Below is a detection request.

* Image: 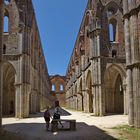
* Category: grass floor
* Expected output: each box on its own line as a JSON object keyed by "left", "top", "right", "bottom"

{"left": 113, "top": 125, "right": 140, "bottom": 140}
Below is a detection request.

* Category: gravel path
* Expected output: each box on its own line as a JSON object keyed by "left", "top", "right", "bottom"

{"left": 2, "top": 108, "right": 128, "bottom": 140}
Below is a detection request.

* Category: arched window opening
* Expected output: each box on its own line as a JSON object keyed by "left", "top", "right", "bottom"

{"left": 60, "top": 84, "right": 63, "bottom": 91}
{"left": 109, "top": 19, "right": 117, "bottom": 42}
{"left": 4, "top": 0, "right": 10, "bottom": 5}
{"left": 4, "top": 16, "right": 9, "bottom": 32}
{"left": 52, "top": 84, "right": 55, "bottom": 91}
{"left": 109, "top": 23, "right": 115, "bottom": 42}
{"left": 3, "top": 44, "right": 6, "bottom": 54}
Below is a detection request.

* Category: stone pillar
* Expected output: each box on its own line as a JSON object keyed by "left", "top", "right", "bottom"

{"left": 130, "top": 15, "right": 139, "bottom": 63}
{"left": 89, "top": 33, "right": 94, "bottom": 59}
{"left": 15, "top": 83, "right": 31, "bottom": 118}
{"left": 134, "top": 67, "right": 140, "bottom": 127}
{"left": 123, "top": 0, "right": 128, "bottom": 14}
{"left": 139, "top": 12, "right": 140, "bottom": 54}
{"left": 124, "top": 19, "right": 131, "bottom": 65}
{"left": 84, "top": 91, "right": 89, "bottom": 112}
{"left": 123, "top": 0, "right": 140, "bottom": 127}
{"left": 81, "top": 55, "right": 85, "bottom": 70}
{"left": 96, "top": 28, "right": 103, "bottom": 116}
{"left": 91, "top": 59, "right": 96, "bottom": 115}
{"left": 123, "top": 84, "right": 128, "bottom": 115}
{"left": 95, "top": 86, "right": 99, "bottom": 115}
{"left": 124, "top": 15, "right": 133, "bottom": 124}
{"left": 15, "top": 54, "right": 31, "bottom": 118}
{"left": 75, "top": 64, "right": 79, "bottom": 76}
{"left": 15, "top": 84, "right": 20, "bottom": 118}
{"left": 0, "top": 0, "right": 3, "bottom": 129}
{"left": 93, "top": 87, "right": 96, "bottom": 114}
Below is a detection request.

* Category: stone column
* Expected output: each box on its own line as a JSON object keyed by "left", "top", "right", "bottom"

{"left": 81, "top": 55, "right": 85, "bottom": 70}
{"left": 93, "top": 62, "right": 97, "bottom": 115}
{"left": 123, "top": 0, "right": 128, "bottom": 15}
{"left": 0, "top": 0, "right": 3, "bottom": 129}
{"left": 123, "top": 84, "right": 128, "bottom": 115}
{"left": 124, "top": 18, "right": 131, "bottom": 65}
{"left": 124, "top": 15, "right": 134, "bottom": 125}
{"left": 130, "top": 15, "right": 139, "bottom": 63}
{"left": 123, "top": 0, "right": 140, "bottom": 127}
{"left": 84, "top": 91, "right": 89, "bottom": 112}
{"left": 15, "top": 54, "right": 31, "bottom": 118}
{"left": 96, "top": 28, "right": 103, "bottom": 116}
{"left": 75, "top": 63, "right": 79, "bottom": 76}
{"left": 138, "top": 12, "right": 140, "bottom": 55}
{"left": 89, "top": 33, "right": 94, "bottom": 59}
{"left": 133, "top": 67, "right": 140, "bottom": 127}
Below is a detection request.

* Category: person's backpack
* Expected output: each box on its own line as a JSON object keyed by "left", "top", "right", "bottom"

{"left": 53, "top": 107, "right": 60, "bottom": 119}
{"left": 53, "top": 113, "right": 60, "bottom": 119}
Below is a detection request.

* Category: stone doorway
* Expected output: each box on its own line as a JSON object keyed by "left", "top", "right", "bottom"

{"left": 3, "top": 62, "right": 16, "bottom": 116}
{"left": 104, "top": 65, "right": 125, "bottom": 114}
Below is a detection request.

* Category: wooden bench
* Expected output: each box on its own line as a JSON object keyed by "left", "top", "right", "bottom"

{"left": 51, "top": 119, "right": 76, "bottom": 132}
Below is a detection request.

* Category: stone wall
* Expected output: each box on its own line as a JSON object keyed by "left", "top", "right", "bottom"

{"left": 66, "top": 0, "right": 127, "bottom": 117}
{"left": 1, "top": 0, "right": 52, "bottom": 118}
{"left": 123, "top": 0, "right": 140, "bottom": 127}
{"left": 50, "top": 75, "right": 66, "bottom": 107}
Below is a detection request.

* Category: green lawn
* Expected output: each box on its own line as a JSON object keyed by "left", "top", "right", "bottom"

{"left": 113, "top": 125, "right": 140, "bottom": 140}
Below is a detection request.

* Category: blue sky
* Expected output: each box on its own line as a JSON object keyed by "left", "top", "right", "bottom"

{"left": 33, "top": 0, "right": 88, "bottom": 75}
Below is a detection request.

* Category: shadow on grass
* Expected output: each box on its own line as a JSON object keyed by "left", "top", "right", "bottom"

{"left": 3, "top": 121, "right": 117, "bottom": 140}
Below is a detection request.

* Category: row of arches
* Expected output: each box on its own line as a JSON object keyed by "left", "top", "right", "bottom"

{"left": 66, "top": 2, "right": 122, "bottom": 81}
{"left": 2, "top": 61, "right": 49, "bottom": 117}
{"left": 67, "top": 64, "right": 126, "bottom": 115}
{"left": 1, "top": 0, "right": 51, "bottom": 118}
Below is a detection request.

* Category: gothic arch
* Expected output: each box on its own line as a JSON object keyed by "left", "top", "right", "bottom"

{"left": 86, "top": 70, "right": 93, "bottom": 113}
{"left": 2, "top": 62, "right": 17, "bottom": 116}
{"left": 104, "top": 64, "right": 126, "bottom": 114}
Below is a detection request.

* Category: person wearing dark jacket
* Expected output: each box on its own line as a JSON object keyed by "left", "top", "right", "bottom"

{"left": 44, "top": 106, "right": 52, "bottom": 130}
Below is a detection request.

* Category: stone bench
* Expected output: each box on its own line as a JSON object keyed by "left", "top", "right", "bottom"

{"left": 51, "top": 119, "right": 76, "bottom": 132}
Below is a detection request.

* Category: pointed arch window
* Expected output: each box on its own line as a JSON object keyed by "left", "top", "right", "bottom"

{"left": 52, "top": 84, "right": 55, "bottom": 91}
{"left": 109, "top": 19, "right": 117, "bottom": 42}
{"left": 4, "top": 16, "right": 9, "bottom": 32}
{"left": 60, "top": 84, "right": 63, "bottom": 91}
{"left": 109, "top": 23, "right": 114, "bottom": 41}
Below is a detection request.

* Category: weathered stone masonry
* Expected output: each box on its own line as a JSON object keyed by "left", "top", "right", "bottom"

{"left": 50, "top": 75, "right": 66, "bottom": 107}
{"left": 123, "top": 0, "right": 140, "bottom": 127}
{"left": 0, "top": 0, "right": 52, "bottom": 118}
{"left": 66, "top": 0, "right": 140, "bottom": 128}
{"left": 66, "top": 0, "right": 126, "bottom": 115}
